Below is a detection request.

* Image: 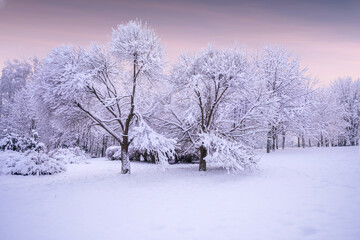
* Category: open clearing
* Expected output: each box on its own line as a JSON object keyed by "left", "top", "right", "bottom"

{"left": 0, "top": 146, "right": 359, "bottom": 240}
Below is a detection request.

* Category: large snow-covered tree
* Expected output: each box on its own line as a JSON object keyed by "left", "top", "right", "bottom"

{"left": 169, "top": 46, "right": 261, "bottom": 172}
{"left": 34, "top": 21, "right": 176, "bottom": 174}
{"left": 256, "top": 46, "right": 308, "bottom": 152}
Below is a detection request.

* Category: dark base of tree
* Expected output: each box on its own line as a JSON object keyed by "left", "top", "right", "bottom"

{"left": 199, "top": 160, "right": 206, "bottom": 171}
{"left": 120, "top": 144, "right": 131, "bottom": 174}
{"left": 199, "top": 145, "right": 207, "bottom": 171}
{"left": 267, "top": 132, "right": 271, "bottom": 153}
{"left": 282, "top": 131, "right": 285, "bottom": 149}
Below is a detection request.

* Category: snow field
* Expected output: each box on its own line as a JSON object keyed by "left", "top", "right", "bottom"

{"left": 0, "top": 146, "right": 359, "bottom": 240}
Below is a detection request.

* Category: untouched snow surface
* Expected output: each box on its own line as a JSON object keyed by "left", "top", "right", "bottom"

{"left": 0, "top": 146, "right": 359, "bottom": 240}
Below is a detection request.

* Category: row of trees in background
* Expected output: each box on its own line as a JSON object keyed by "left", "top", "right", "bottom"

{"left": 0, "top": 21, "right": 359, "bottom": 174}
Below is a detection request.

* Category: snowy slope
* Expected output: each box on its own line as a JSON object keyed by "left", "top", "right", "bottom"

{"left": 0, "top": 147, "right": 359, "bottom": 240}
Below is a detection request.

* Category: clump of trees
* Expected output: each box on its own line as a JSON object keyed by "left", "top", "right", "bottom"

{"left": 0, "top": 20, "right": 359, "bottom": 174}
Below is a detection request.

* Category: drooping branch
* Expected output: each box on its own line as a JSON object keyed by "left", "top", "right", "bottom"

{"left": 76, "top": 102, "right": 123, "bottom": 143}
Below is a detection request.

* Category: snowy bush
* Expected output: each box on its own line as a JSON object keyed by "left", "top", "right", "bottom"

{"left": 200, "top": 132, "right": 257, "bottom": 173}
{"left": 1, "top": 150, "right": 66, "bottom": 176}
{"left": 131, "top": 121, "right": 176, "bottom": 165}
{"left": 105, "top": 146, "right": 122, "bottom": 160}
{"left": 49, "top": 147, "right": 89, "bottom": 164}
{"left": 0, "top": 133, "right": 45, "bottom": 153}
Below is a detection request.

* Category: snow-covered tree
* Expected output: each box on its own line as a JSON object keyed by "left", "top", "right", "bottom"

{"left": 169, "top": 46, "right": 260, "bottom": 172}
{"left": 32, "top": 45, "right": 93, "bottom": 149}
{"left": 2, "top": 84, "right": 37, "bottom": 136}
{"left": 331, "top": 77, "right": 360, "bottom": 145}
{"left": 33, "top": 21, "right": 176, "bottom": 174}
{"left": 309, "top": 87, "right": 347, "bottom": 147}
{"left": 0, "top": 59, "right": 34, "bottom": 136}
{"left": 255, "top": 46, "right": 308, "bottom": 152}
{"left": 286, "top": 78, "right": 317, "bottom": 148}
{"left": 0, "top": 59, "right": 32, "bottom": 107}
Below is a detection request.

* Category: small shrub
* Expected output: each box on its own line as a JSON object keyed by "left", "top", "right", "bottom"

{"left": 49, "top": 147, "right": 89, "bottom": 164}
{"left": 1, "top": 150, "right": 66, "bottom": 176}
{"left": 0, "top": 133, "right": 45, "bottom": 153}
{"left": 105, "top": 146, "right": 122, "bottom": 160}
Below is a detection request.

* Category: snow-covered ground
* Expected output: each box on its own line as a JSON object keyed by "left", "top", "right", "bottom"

{"left": 0, "top": 146, "right": 359, "bottom": 240}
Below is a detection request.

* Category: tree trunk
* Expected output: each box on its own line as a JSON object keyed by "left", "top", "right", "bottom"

{"left": 101, "top": 136, "right": 108, "bottom": 157}
{"left": 275, "top": 134, "right": 279, "bottom": 149}
{"left": 297, "top": 137, "right": 301, "bottom": 147}
{"left": 320, "top": 134, "right": 324, "bottom": 147}
{"left": 272, "top": 135, "right": 276, "bottom": 151}
{"left": 301, "top": 135, "right": 305, "bottom": 148}
{"left": 120, "top": 144, "right": 131, "bottom": 174}
{"left": 199, "top": 145, "right": 207, "bottom": 171}
{"left": 267, "top": 131, "right": 272, "bottom": 153}
{"left": 282, "top": 131, "right": 285, "bottom": 149}
{"left": 308, "top": 139, "right": 311, "bottom": 147}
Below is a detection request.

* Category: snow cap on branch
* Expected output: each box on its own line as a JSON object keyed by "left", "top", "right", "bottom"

{"left": 131, "top": 120, "right": 176, "bottom": 165}
{"left": 110, "top": 20, "right": 165, "bottom": 78}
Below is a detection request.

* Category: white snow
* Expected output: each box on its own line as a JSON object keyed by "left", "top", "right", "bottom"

{"left": 0, "top": 146, "right": 359, "bottom": 240}
{"left": 0, "top": 150, "right": 66, "bottom": 176}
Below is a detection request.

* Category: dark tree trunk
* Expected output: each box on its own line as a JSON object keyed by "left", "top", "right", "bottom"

{"left": 120, "top": 143, "right": 131, "bottom": 174}
{"left": 282, "top": 131, "right": 285, "bottom": 149}
{"left": 275, "top": 134, "right": 279, "bottom": 149}
{"left": 272, "top": 127, "right": 276, "bottom": 151}
{"left": 272, "top": 135, "right": 276, "bottom": 150}
{"left": 301, "top": 135, "right": 305, "bottom": 148}
{"left": 297, "top": 137, "right": 301, "bottom": 147}
{"left": 199, "top": 145, "right": 207, "bottom": 171}
{"left": 320, "top": 134, "right": 324, "bottom": 147}
{"left": 308, "top": 139, "right": 311, "bottom": 147}
{"left": 101, "top": 136, "right": 108, "bottom": 157}
{"left": 267, "top": 131, "right": 272, "bottom": 153}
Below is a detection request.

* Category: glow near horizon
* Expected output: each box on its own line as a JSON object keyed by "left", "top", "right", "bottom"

{"left": 0, "top": 0, "right": 359, "bottom": 86}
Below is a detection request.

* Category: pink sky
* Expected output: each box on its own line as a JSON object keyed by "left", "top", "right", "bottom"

{"left": 0, "top": 0, "right": 359, "bottom": 85}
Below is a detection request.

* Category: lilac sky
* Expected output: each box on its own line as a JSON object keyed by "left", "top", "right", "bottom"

{"left": 0, "top": 0, "right": 359, "bottom": 85}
